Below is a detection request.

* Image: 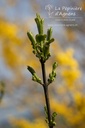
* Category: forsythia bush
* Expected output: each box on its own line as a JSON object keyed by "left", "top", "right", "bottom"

{"left": 56, "top": 48, "right": 81, "bottom": 86}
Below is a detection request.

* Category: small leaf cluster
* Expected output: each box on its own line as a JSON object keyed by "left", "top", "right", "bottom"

{"left": 44, "top": 105, "right": 57, "bottom": 127}
{"left": 27, "top": 62, "right": 57, "bottom": 86}
{"left": 27, "top": 66, "right": 43, "bottom": 85}
{"left": 27, "top": 14, "right": 54, "bottom": 63}
{"left": 48, "top": 62, "right": 58, "bottom": 85}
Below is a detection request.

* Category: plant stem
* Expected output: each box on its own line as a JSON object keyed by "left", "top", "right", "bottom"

{"left": 41, "top": 61, "right": 53, "bottom": 128}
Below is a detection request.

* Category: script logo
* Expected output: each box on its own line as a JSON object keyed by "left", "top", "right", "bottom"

{"left": 45, "top": 4, "right": 54, "bottom": 17}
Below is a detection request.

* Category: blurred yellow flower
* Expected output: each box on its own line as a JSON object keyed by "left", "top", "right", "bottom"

{"left": 56, "top": 48, "right": 81, "bottom": 86}
{"left": 10, "top": 118, "right": 47, "bottom": 128}
{"left": 56, "top": 48, "right": 78, "bottom": 67}
{"left": 61, "top": 68, "right": 81, "bottom": 85}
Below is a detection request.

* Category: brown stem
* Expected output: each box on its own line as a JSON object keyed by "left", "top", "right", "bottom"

{"left": 41, "top": 61, "right": 53, "bottom": 128}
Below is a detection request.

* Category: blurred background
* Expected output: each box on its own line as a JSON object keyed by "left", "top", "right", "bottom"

{"left": 0, "top": 0, "right": 85, "bottom": 128}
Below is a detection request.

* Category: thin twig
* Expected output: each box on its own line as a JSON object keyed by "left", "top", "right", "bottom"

{"left": 41, "top": 61, "right": 53, "bottom": 128}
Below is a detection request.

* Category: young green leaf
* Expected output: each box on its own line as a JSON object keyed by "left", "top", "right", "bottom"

{"left": 32, "top": 74, "right": 42, "bottom": 85}
{"left": 35, "top": 34, "right": 46, "bottom": 43}
{"left": 27, "top": 32, "right": 36, "bottom": 49}
{"left": 47, "top": 27, "right": 53, "bottom": 41}
{"left": 27, "top": 66, "right": 36, "bottom": 75}
{"left": 35, "top": 14, "right": 44, "bottom": 34}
